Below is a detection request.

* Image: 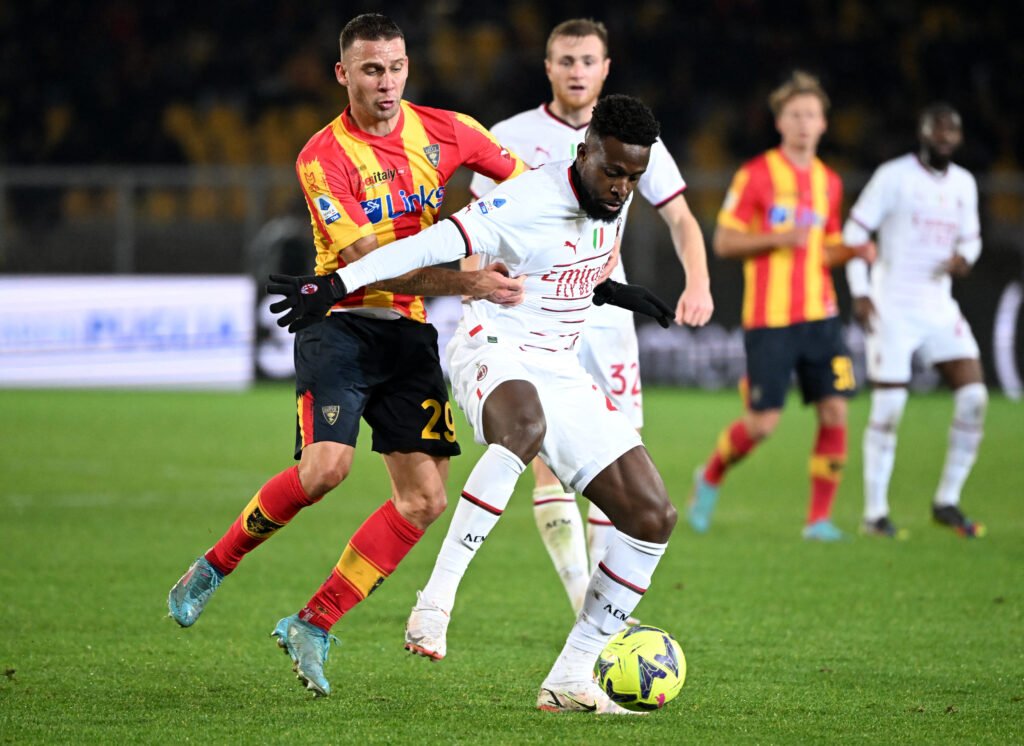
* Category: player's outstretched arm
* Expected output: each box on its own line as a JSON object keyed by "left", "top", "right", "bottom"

{"left": 267, "top": 219, "right": 471, "bottom": 331}
{"left": 593, "top": 280, "right": 674, "bottom": 328}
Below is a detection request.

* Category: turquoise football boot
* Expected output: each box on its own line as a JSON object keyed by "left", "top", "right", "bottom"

{"left": 168, "top": 556, "right": 224, "bottom": 627}
{"left": 272, "top": 614, "right": 338, "bottom": 697}
{"left": 801, "top": 519, "right": 845, "bottom": 542}
{"left": 687, "top": 469, "right": 719, "bottom": 534}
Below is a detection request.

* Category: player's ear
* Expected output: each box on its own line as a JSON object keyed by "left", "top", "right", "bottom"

{"left": 335, "top": 61, "right": 348, "bottom": 86}
{"left": 576, "top": 142, "right": 588, "bottom": 163}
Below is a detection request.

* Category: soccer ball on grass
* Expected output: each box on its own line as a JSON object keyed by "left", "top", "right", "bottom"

{"left": 595, "top": 625, "right": 686, "bottom": 711}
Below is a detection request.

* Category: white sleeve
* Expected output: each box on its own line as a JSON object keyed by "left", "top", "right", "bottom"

{"left": 447, "top": 192, "right": 523, "bottom": 265}
{"left": 335, "top": 220, "right": 469, "bottom": 292}
{"left": 638, "top": 138, "right": 686, "bottom": 208}
{"left": 469, "top": 171, "right": 498, "bottom": 199}
{"left": 956, "top": 173, "right": 982, "bottom": 265}
{"left": 845, "top": 257, "right": 872, "bottom": 298}
{"left": 842, "top": 165, "right": 891, "bottom": 245}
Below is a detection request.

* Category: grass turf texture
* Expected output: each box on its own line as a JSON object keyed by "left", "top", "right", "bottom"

{"left": 1, "top": 385, "right": 1021, "bottom": 744}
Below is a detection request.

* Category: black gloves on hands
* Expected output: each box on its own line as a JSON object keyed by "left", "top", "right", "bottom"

{"left": 266, "top": 273, "right": 349, "bottom": 333}
{"left": 593, "top": 279, "right": 673, "bottom": 328}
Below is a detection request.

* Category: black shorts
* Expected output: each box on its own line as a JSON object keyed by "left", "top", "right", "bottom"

{"left": 293, "top": 313, "right": 460, "bottom": 459}
{"left": 743, "top": 317, "right": 856, "bottom": 411}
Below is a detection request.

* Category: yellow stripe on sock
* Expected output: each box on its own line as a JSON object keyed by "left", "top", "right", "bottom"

{"left": 334, "top": 543, "right": 387, "bottom": 599}
{"left": 809, "top": 454, "right": 846, "bottom": 481}
{"left": 239, "top": 493, "right": 285, "bottom": 538}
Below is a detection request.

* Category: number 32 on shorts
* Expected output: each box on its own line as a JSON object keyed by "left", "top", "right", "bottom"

{"left": 831, "top": 355, "right": 855, "bottom": 391}
{"left": 421, "top": 399, "right": 456, "bottom": 442}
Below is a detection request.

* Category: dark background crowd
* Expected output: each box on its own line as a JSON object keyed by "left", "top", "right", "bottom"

{"left": 3, "top": 0, "right": 1020, "bottom": 177}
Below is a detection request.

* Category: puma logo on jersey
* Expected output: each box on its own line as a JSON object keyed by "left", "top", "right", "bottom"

{"left": 564, "top": 239, "right": 579, "bottom": 254}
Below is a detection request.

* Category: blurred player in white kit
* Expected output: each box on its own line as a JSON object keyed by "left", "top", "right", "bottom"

{"left": 844, "top": 102, "right": 987, "bottom": 539}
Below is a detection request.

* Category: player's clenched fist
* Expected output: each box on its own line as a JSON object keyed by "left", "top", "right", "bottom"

{"left": 266, "top": 273, "right": 349, "bottom": 333}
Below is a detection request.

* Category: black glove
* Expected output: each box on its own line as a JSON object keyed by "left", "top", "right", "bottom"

{"left": 266, "top": 273, "right": 348, "bottom": 333}
{"left": 593, "top": 279, "right": 673, "bottom": 328}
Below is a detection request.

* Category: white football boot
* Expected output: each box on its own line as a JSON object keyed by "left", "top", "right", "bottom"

{"left": 536, "top": 680, "right": 644, "bottom": 715}
{"left": 404, "top": 590, "right": 450, "bottom": 661}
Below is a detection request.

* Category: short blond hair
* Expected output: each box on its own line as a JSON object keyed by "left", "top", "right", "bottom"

{"left": 768, "top": 70, "right": 830, "bottom": 116}
{"left": 545, "top": 18, "right": 609, "bottom": 58}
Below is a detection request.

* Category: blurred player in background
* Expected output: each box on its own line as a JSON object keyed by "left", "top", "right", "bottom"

{"left": 845, "top": 103, "right": 986, "bottom": 539}
{"left": 271, "top": 94, "right": 681, "bottom": 714}
{"left": 469, "top": 18, "right": 712, "bottom": 615}
{"left": 687, "top": 71, "right": 875, "bottom": 540}
{"left": 168, "top": 13, "right": 529, "bottom": 697}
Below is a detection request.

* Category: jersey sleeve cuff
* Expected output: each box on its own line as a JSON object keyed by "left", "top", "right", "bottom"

{"left": 447, "top": 215, "right": 474, "bottom": 257}
{"left": 652, "top": 187, "right": 686, "bottom": 209}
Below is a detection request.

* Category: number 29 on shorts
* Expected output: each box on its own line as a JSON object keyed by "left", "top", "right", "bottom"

{"left": 421, "top": 399, "right": 456, "bottom": 442}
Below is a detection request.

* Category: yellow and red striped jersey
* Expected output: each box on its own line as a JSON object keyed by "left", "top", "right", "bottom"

{"left": 718, "top": 148, "right": 844, "bottom": 329}
{"left": 296, "top": 101, "right": 527, "bottom": 322}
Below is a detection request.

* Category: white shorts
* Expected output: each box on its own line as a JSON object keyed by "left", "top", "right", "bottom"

{"left": 578, "top": 304, "right": 643, "bottom": 429}
{"left": 867, "top": 299, "right": 980, "bottom": 383}
{"left": 447, "top": 329, "right": 644, "bottom": 494}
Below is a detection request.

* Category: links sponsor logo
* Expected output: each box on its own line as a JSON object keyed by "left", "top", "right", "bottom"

{"left": 768, "top": 204, "right": 824, "bottom": 228}
{"left": 244, "top": 505, "right": 284, "bottom": 537}
{"left": 360, "top": 185, "right": 447, "bottom": 224}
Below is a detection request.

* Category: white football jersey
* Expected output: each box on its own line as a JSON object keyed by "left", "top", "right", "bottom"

{"left": 843, "top": 153, "right": 981, "bottom": 306}
{"left": 469, "top": 104, "right": 686, "bottom": 285}
{"left": 455, "top": 161, "right": 628, "bottom": 355}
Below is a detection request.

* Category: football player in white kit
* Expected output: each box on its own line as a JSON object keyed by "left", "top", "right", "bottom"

{"left": 844, "top": 103, "right": 986, "bottom": 538}
{"left": 468, "top": 19, "right": 713, "bottom": 616}
{"left": 269, "top": 95, "right": 685, "bottom": 713}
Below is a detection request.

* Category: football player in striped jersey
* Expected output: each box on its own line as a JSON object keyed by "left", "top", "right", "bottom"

{"left": 168, "top": 13, "right": 529, "bottom": 697}
{"left": 687, "top": 71, "right": 874, "bottom": 541}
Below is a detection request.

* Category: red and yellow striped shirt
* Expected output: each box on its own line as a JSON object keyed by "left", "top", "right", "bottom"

{"left": 296, "top": 101, "right": 527, "bottom": 322}
{"left": 718, "top": 148, "right": 844, "bottom": 329}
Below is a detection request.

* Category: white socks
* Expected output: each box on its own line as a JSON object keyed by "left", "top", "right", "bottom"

{"left": 935, "top": 383, "right": 987, "bottom": 506}
{"left": 863, "top": 388, "right": 907, "bottom": 520}
{"left": 532, "top": 485, "right": 589, "bottom": 613}
{"left": 421, "top": 444, "right": 525, "bottom": 613}
{"left": 586, "top": 504, "right": 615, "bottom": 576}
{"left": 543, "top": 532, "right": 667, "bottom": 686}
{"left": 863, "top": 383, "right": 987, "bottom": 515}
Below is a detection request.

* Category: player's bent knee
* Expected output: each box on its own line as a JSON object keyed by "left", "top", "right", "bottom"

{"left": 746, "top": 410, "right": 781, "bottom": 439}
{"left": 869, "top": 388, "right": 908, "bottom": 431}
{"left": 493, "top": 414, "right": 546, "bottom": 464}
{"left": 297, "top": 463, "right": 348, "bottom": 498}
{"left": 954, "top": 382, "right": 987, "bottom": 425}
{"left": 395, "top": 488, "right": 448, "bottom": 529}
{"left": 626, "top": 493, "right": 676, "bottom": 543}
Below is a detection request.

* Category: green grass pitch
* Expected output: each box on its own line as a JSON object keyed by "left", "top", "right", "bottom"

{"left": 1, "top": 385, "right": 1021, "bottom": 743}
